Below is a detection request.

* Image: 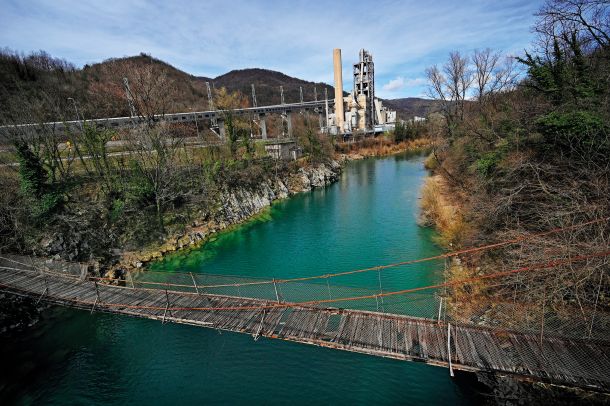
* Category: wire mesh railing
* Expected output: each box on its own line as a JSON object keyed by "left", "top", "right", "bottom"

{"left": 1, "top": 217, "right": 608, "bottom": 345}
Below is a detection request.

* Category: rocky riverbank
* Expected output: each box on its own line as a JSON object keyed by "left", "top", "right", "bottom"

{"left": 117, "top": 160, "right": 341, "bottom": 272}
{"left": 338, "top": 138, "right": 432, "bottom": 162}
{"left": 27, "top": 138, "right": 428, "bottom": 274}
{"left": 0, "top": 293, "right": 44, "bottom": 335}
{"left": 473, "top": 372, "right": 610, "bottom": 405}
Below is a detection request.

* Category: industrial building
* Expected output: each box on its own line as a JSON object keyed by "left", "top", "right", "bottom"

{"left": 327, "top": 48, "right": 396, "bottom": 135}
{"left": 264, "top": 139, "right": 302, "bottom": 160}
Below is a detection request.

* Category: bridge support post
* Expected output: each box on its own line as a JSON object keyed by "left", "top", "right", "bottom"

{"left": 259, "top": 115, "right": 267, "bottom": 139}
{"left": 286, "top": 112, "right": 293, "bottom": 138}
{"left": 218, "top": 119, "right": 226, "bottom": 139}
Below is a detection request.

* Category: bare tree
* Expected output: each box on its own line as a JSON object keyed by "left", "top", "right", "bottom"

{"left": 426, "top": 51, "right": 473, "bottom": 134}
{"left": 119, "top": 62, "right": 177, "bottom": 126}
{"left": 472, "top": 49, "right": 520, "bottom": 103}
{"left": 126, "top": 123, "right": 184, "bottom": 231}
{"left": 536, "top": 0, "right": 609, "bottom": 50}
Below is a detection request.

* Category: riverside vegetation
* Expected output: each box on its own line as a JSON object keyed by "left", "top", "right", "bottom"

{"left": 417, "top": 2, "right": 610, "bottom": 401}
{"left": 421, "top": 0, "right": 609, "bottom": 389}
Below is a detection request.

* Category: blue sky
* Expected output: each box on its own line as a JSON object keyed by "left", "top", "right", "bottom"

{"left": 0, "top": 0, "right": 543, "bottom": 99}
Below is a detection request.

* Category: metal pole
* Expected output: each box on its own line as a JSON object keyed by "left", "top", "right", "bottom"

{"left": 206, "top": 82, "right": 217, "bottom": 128}
{"left": 588, "top": 269, "right": 604, "bottom": 338}
{"left": 67, "top": 97, "right": 83, "bottom": 131}
{"left": 273, "top": 278, "right": 280, "bottom": 303}
{"left": 36, "top": 274, "right": 49, "bottom": 305}
{"left": 91, "top": 281, "right": 101, "bottom": 314}
{"left": 447, "top": 323, "right": 454, "bottom": 377}
{"left": 324, "top": 88, "right": 329, "bottom": 132}
{"left": 513, "top": 278, "right": 518, "bottom": 320}
{"left": 437, "top": 297, "right": 444, "bottom": 324}
{"left": 377, "top": 267, "right": 384, "bottom": 313}
{"left": 91, "top": 296, "right": 98, "bottom": 314}
{"left": 190, "top": 272, "right": 199, "bottom": 294}
{"left": 540, "top": 285, "right": 546, "bottom": 345}
{"left": 122, "top": 78, "right": 138, "bottom": 122}
{"left": 253, "top": 308, "right": 266, "bottom": 341}
{"left": 251, "top": 84, "right": 258, "bottom": 108}
{"left": 162, "top": 287, "right": 171, "bottom": 324}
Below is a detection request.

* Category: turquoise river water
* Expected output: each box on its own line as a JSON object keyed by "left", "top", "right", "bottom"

{"left": 1, "top": 153, "right": 482, "bottom": 404}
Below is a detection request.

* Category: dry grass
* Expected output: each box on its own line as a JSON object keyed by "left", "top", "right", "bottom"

{"left": 337, "top": 137, "right": 431, "bottom": 159}
{"left": 420, "top": 175, "right": 470, "bottom": 248}
{"left": 423, "top": 152, "right": 439, "bottom": 170}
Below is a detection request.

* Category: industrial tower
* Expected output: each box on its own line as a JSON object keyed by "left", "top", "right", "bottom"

{"left": 353, "top": 49, "right": 375, "bottom": 129}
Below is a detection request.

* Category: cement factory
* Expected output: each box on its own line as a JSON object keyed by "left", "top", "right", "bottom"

{"left": 0, "top": 48, "right": 396, "bottom": 147}
{"left": 327, "top": 48, "right": 396, "bottom": 135}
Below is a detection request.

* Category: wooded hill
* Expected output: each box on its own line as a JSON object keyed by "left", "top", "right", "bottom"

{"left": 0, "top": 50, "right": 439, "bottom": 125}
{"left": 200, "top": 68, "right": 335, "bottom": 107}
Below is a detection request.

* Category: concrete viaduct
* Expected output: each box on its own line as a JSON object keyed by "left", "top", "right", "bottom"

{"left": 0, "top": 99, "right": 335, "bottom": 141}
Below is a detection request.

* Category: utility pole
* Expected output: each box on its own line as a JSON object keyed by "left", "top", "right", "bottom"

{"left": 324, "top": 88, "right": 329, "bottom": 133}
{"left": 67, "top": 97, "right": 83, "bottom": 131}
{"left": 317, "top": 86, "right": 323, "bottom": 130}
{"left": 251, "top": 84, "right": 258, "bottom": 138}
{"left": 280, "top": 85, "right": 287, "bottom": 137}
{"left": 122, "top": 77, "right": 137, "bottom": 121}
{"left": 206, "top": 81, "right": 217, "bottom": 127}
{"left": 251, "top": 84, "right": 258, "bottom": 108}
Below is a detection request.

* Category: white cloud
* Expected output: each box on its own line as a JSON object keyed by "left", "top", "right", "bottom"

{"left": 404, "top": 78, "right": 427, "bottom": 87}
{"left": 383, "top": 76, "right": 405, "bottom": 91}
{"left": 381, "top": 77, "right": 427, "bottom": 98}
{"left": 0, "top": 0, "right": 543, "bottom": 91}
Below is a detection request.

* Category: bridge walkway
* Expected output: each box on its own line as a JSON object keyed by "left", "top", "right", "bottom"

{"left": 1, "top": 264, "right": 608, "bottom": 391}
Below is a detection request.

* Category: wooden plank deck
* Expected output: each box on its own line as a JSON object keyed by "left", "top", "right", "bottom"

{"left": 0, "top": 265, "right": 608, "bottom": 392}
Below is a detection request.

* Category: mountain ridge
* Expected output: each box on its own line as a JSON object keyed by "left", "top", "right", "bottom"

{"left": 0, "top": 50, "right": 441, "bottom": 120}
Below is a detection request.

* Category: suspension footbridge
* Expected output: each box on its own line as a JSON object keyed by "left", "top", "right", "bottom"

{"left": 1, "top": 218, "right": 609, "bottom": 392}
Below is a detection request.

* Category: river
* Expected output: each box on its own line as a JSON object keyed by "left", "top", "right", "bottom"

{"left": 1, "top": 153, "right": 480, "bottom": 404}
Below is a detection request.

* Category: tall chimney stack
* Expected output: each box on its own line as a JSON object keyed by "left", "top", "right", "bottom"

{"left": 333, "top": 48, "right": 344, "bottom": 132}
